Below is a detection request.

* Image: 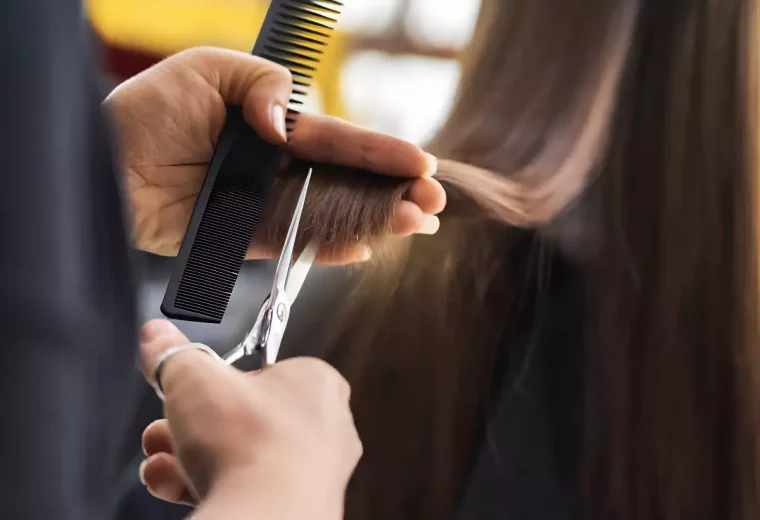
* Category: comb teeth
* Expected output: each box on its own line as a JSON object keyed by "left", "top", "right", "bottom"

{"left": 254, "top": 0, "right": 343, "bottom": 128}
{"left": 173, "top": 186, "right": 269, "bottom": 322}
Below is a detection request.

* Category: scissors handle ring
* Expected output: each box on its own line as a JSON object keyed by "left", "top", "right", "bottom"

{"left": 152, "top": 343, "right": 223, "bottom": 401}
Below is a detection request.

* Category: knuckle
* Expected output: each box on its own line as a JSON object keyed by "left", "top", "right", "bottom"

{"left": 312, "top": 359, "right": 347, "bottom": 389}
{"left": 292, "top": 356, "right": 339, "bottom": 379}
{"left": 300, "top": 358, "right": 349, "bottom": 395}
{"left": 336, "top": 375, "right": 352, "bottom": 400}
{"left": 271, "top": 62, "right": 293, "bottom": 82}
{"left": 354, "top": 436, "right": 364, "bottom": 460}
{"left": 178, "top": 46, "right": 215, "bottom": 62}
{"left": 359, "top": 135, "right": 383, "bottom": 167}
{"left": 251, "top": 57, "right": 292, "bottom": 82}
{"left": 347, "top": 429, "right": 363, "bottom": 462}
{"left": 276, "top": 357, "right": 350, "bottom": 405}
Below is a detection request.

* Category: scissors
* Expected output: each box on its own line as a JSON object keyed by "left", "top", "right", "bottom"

{"left": 223, "top": 168, "right": 319, "bottom": 369}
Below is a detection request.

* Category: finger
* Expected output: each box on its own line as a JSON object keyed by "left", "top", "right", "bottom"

{"left": 418, "top": 215, "right": 441, "bottom": 235}
{"left": 139, "top": 320, "right": 223, "bottom": 399}
{"left": 389, "top": 200, "right": 439, "bottom": 237}
{"left": 404, "top": 177, "right": 447, "bottom": 215}
{"left": 142, "top": 419, "right": 173, "bottom": 457}
{"left": 240, "top": 65, "right": 292, "bottom": 145}
{"left": 287, "top": 113, "right": 437, "bottom": 178}
{"left": 139, "top": 319, "right": 192, "bottom": 384}
{"left": 179, "top": 47, "right": 292, "bottom": 144}
{"left": 390, "top": 200, "right": 423, "bottom": 237}
{"left": 140, "top": 453, "right": 197, "bottom": 507}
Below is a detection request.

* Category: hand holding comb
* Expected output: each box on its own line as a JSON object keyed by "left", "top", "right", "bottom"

{"left": 161, "top": 0, "right": 344, "bottom": 324}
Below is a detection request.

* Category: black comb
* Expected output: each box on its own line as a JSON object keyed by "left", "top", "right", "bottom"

{"left": 161, "top": 0, "right": 344, "bottom": 323}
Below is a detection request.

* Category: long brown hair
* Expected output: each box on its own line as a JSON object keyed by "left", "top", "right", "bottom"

{"left": 269, "top": 0, "right": 760, "bottom": 518}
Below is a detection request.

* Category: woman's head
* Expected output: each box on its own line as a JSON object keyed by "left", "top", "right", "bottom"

{"left": 267, "top": 0, "right": 759, "bottom": 518}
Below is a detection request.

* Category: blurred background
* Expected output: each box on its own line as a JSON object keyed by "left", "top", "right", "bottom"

{"left": 88, "top": 0, "right": 483, "bottom": 353}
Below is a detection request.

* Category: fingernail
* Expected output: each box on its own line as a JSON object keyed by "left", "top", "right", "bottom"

{"left": 418, "top": 215, "right": 440, "bottom": 235}
{"left": 140, "top": 319, "right": 177, "bottom": 344}
{"left": 424, "top": 153, "right": 438, "bottom": 177}
{"left": 138, "top": 459, "right": 148, "bottom": 485}
{"left": 271, "top": 104, "right": 287, "bottom": 143}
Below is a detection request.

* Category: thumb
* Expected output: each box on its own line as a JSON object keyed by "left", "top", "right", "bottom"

{"left": 178, "top": 47, "right": 293, "bottom": 144}
{"left": 139, "top": 319, "right": 193, "bottom": 384}
{"left": 139, "top": 320, "right": 230, "bottom": 404}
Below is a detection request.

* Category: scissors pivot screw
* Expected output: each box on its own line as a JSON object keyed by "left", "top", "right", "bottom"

{"left": 276, "top": 303, "right": 287, "bottom": 321}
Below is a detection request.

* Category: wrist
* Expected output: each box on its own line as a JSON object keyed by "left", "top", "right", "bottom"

{"left": 193, "top": 467, "right": 344, "bottom": 520}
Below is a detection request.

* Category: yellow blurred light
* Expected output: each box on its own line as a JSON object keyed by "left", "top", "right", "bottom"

{"left": 87, "top": 0, "right": 347, "bottom": 118}
{"left": 88, "top": 0, "right": 266, "bottom": 54}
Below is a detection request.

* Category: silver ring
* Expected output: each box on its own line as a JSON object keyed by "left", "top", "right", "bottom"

{"left": 151, "top": 343, "right": 223, "bottom": 401}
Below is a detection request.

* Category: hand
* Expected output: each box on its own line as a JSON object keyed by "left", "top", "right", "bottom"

{"left": 138, "top": 319, "right": 361, "bottom": 520}
{"left": 105, "top": 46, "right": 446, "bottom": 263}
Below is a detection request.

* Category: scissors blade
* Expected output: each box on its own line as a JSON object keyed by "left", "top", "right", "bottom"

{"left": 284, "top": 239, "right": 319, "bottom": 302}
{"left": 256, "top": 168, "right": 314, "bottom": 368}
{"left": 271, "top": 168, "right": 313, "bottom": 295}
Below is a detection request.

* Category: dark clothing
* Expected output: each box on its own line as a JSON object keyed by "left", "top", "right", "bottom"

{"left": 0, "top": 1, "right": 139, "bottom": 519}
{"left": 457, "top": 245, "right": 586, "bottom": 520}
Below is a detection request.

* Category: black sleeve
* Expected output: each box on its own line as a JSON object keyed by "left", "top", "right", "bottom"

{"left": 0, "top": 2, "right": 141, "bottom": 519}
